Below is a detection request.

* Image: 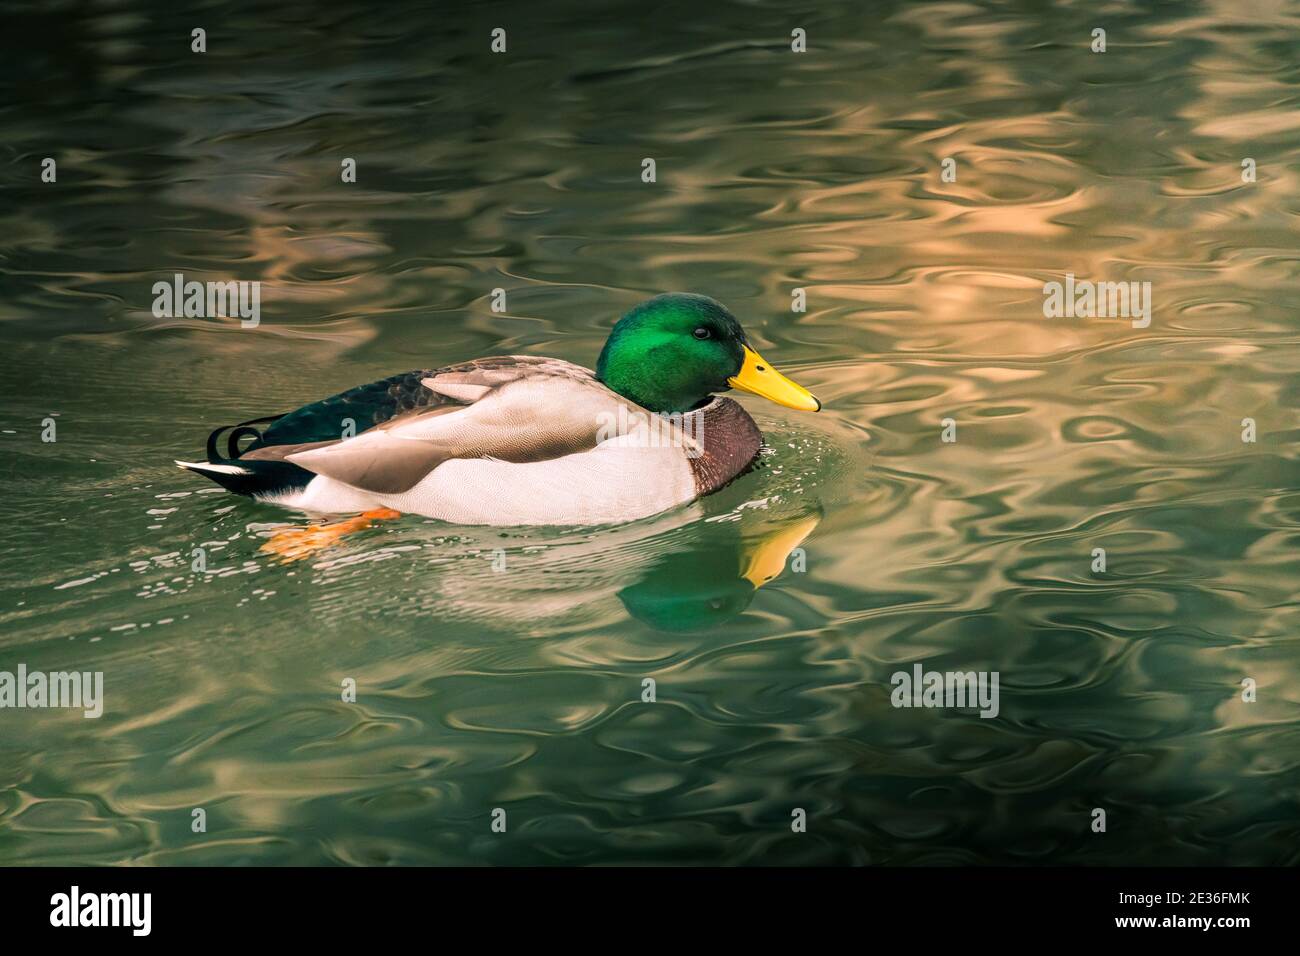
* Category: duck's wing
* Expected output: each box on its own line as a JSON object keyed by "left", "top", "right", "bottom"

{"left": 249, "top": 369, "right": 439, "bottom": 450}
{"left": 250, "top": 357, "right": 622, "bottom": 494}
{"left": 244, "top": 356, "right": 587, "bottom": 451}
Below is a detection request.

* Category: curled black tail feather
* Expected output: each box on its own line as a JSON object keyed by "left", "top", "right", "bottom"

{"left": 205, "top": 414, "right": 286, "bottom": 463}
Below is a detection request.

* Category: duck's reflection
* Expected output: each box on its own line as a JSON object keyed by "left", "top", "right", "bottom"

{"left": 617, "top": 511, "right": 820, "bottom": 631}
{"left": 278, "top": 504, "right": 822, "bottom": 634}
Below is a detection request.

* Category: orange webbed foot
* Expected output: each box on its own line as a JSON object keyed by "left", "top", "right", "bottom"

{"left": 259, "top": 508, "right": 402, "bottom": 561}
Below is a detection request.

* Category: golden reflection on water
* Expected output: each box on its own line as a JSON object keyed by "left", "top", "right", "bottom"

{"left": 0, "top": 0, "right": 1297, "bottom": 864}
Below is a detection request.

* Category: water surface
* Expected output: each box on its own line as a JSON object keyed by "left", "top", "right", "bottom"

{"left": 1, "top": 0, "right": 1298, "bottom": 865}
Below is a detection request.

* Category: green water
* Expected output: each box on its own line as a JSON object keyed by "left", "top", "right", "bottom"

{"left": 2, "top": 0, "right": 1298, "bottom": 865}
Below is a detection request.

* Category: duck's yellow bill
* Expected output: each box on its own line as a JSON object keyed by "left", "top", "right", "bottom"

{"left": 728, "top": 346, "right": 821, "bottom": 412}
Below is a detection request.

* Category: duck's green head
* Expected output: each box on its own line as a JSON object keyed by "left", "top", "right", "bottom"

{"left": 595, "top": 293, "right": 820, "bottom": 415}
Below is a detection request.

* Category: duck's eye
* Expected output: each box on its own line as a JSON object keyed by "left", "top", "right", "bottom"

{"left": 693, "top": 327, "right": 711, "bottom": 340}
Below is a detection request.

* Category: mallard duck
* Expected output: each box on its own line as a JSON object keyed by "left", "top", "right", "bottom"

{"left": 177, "top": 293, "right": 820, "bottom": 535}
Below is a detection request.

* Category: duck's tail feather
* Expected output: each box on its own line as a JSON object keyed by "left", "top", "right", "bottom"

{"left": 205, "top": 413, "right": 286, "bottom": 462}
{"left": 180, "top": 412, "right": 315, "bottom": 498}
{"left": 175, "top": 457, "right": 314, "bottom": 498}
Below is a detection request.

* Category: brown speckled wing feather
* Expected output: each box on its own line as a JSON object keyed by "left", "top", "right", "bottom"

{"left": 281, "top": 357, "right": 619, "bottom": 494}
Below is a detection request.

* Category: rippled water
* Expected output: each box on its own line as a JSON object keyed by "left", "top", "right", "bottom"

{"left": 2, "top": 0, "right": 1298, "bottom": 865}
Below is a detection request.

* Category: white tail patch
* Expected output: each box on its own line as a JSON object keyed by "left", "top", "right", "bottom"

{"left": 175, "top": 460, "right": 251, "bottom": 475}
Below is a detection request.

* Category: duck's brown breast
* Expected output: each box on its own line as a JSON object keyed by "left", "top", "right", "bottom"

{"left": 686, "top": 397, "right": 763, "bottom": 497}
